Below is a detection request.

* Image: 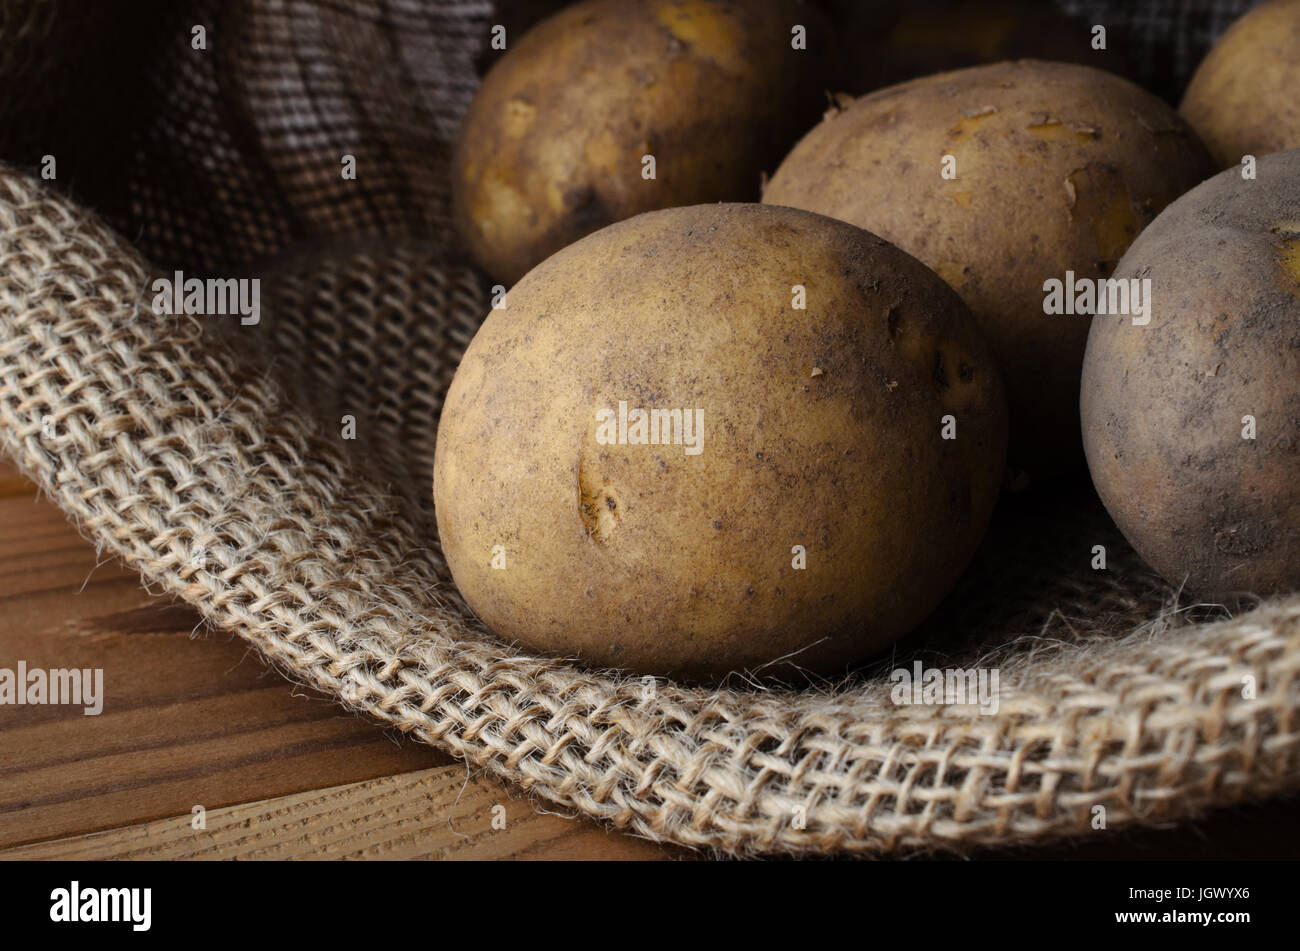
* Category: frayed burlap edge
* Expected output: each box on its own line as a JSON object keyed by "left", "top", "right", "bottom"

{"left": 3, "top": 166, "right": 1299, "bottom": 857}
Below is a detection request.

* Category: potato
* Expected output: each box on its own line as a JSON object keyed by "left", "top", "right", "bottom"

{"left": 473, "top": 0, "right": 575, "bottom": 77}
{"left": 452, "top": 0, "right": 831, "bottom": 285}
{"left": 762, "top": 60, "right": 1215, "bottom": 479}
{"left": 1181, "top": 0, "right": 1300, "bottom": 170}
{"left": 1080, "top": 148, "right": 1300, "bottom": 601}
{"left": 433, "top": 203, "right": 1008, "bottom": 679}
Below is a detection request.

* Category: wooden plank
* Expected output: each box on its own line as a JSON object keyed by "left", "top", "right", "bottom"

{"left": 6, "top": 458, "right": 1298, "bottom": 860}
{"left": 0, "top": 765, "right": 676, "bottom": 860}
{"left": 0, "top": 491, "right": 444, "bottom": 847}
{"left": 0, "top": 459, "right": 666, "bottom": 857}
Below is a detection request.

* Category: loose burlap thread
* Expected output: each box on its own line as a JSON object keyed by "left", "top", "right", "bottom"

{"left": 1, "top": 0, "right": 1298, "bottom": 856}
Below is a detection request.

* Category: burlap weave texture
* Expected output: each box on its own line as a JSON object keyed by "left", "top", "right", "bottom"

{"left": 0, "top": 0, "right": 1297, "bottom": 856}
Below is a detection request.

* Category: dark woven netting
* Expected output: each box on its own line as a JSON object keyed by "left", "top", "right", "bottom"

{"left": 1, "top": 0, "right": 1295, "bottom": 856}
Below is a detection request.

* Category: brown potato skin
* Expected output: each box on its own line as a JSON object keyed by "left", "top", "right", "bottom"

{"left": 763, "top": 60, "right": 1215, "bottom": 479}
{"left": 452, "top": 0, "right": 830, "bottom": 285}
{"left": 1181, "top": 0, "right": 1300, "bottom": 170}
{"left": 1080, "top": 149, "right": 1300, "bottom": 600}
{"left": 433, "top": 204, "right": 1008, "bottom": 679}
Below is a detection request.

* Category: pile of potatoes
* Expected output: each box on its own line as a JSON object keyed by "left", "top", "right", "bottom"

{"left": 434, "top": 0, "right": 1300, "bottom": 680}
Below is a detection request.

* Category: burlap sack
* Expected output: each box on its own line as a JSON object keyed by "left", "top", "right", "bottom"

{"left": 1, "top": 0, "right": 1296, "bottom": 856}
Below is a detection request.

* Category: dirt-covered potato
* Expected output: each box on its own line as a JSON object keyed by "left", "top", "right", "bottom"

{"left": 433, "top": 203, "right": 1008, "bottom": 679}
{"left": 1081, "top": 149, "right": 1300, "bottom": 601}
{"left": 763, "top": 60, "right": 1215, "bottom": 479}
{"left": 1181, "top": 0, "right": 1300, "bottom": 170}
{"left": 453, "top": 0, "right": 831, "bottom": 285}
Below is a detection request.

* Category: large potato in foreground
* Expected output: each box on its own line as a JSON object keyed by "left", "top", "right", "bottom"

{"left": 453, "top": 0, "right": 831, "bottom": 285}
{"left": 433, "top": 204, "right": 1008, "bottom": 679}
{"left": 1081, "top": 149, "right": 1300, "bottom": 600}
{"left": 763, "top": 60, "right": 1215, "bottom": 479}
{"left": 1180, "top": 0, "right": 1300, "bottom": 169}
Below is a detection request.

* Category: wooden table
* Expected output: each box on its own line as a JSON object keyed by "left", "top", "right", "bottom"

{"left": 1, "top": 459, "right": 1295, "bottom": 860}
{"left": 0, "top": 460, "right": 671, "bottom": 859}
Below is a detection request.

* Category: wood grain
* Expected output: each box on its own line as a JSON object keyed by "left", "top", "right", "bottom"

{"left": 4, "top": 457, "right": 1298, "bottom": 860}
{"left": 0, "top": 765, "right": 673, "bottom": 860}
{"left": 0, "top": 460, "right": 669, "bottom": 858}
